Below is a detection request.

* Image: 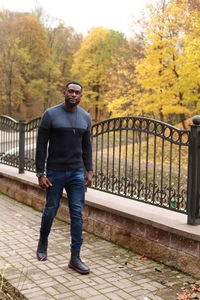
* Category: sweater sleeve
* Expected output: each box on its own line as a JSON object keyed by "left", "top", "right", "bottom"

{"left": 82, "top": 116, "right": 93, "bottom": 171}
{"left": 35, "top": 111, "right": 51, "bottom": 173}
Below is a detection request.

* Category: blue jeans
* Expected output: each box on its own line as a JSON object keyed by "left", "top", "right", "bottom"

{"left": 40, "top": 168, "right": 85, "bottom": 252}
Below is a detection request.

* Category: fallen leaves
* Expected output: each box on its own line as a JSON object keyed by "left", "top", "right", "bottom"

{"left": 138, "top": 255, "right": 147, "bottom": 260}
{"left": 177, "top": 285, "right": 200, "bottom": 300}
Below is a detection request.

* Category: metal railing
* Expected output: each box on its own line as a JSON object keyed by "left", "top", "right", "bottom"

{"left": 0, "top": 116, "right": 40, "bottom": 172}
{"left": 92, "top": 117, "right": 190, "bottom": 212}
{"left": 0, "top": 114, "right": 200, "bottom": 224}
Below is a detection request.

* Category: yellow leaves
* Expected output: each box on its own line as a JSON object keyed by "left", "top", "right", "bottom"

{"left": 162, "top": 105, "right": 190, "bottom": 115}
{"left": 135, "top": 0, "right": 200, "bottom": 119}
{"left": 16, "top": 14, "right": 49, "bottom": 60}
{"left": 71, "top": 28, "right": 128, "bottom": 118}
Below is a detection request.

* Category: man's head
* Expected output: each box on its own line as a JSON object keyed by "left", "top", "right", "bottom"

{"left": 64, "top": 82, "right": 82, "bottom": 109}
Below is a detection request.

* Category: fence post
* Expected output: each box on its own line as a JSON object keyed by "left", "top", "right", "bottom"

{"left": 18, "top": 120, "right": 25, "bottom": 174}
{"left": 187, "top": 116, "right": 200, "bottom": 225}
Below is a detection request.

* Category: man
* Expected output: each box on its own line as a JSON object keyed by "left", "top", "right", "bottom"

{"left": 35, "top": 82, "right": 93, "bottom": 275}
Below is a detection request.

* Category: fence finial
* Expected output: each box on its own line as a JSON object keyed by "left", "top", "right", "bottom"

{"left": 192, "top": 116, "right": 200, "bottom": 125}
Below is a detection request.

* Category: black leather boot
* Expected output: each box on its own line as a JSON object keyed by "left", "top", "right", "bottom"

{"left": 69, "top": 250, "right": 90, "bottom": 274}
{"left": 36, "top": 237, "right": 48, "bottom": 261}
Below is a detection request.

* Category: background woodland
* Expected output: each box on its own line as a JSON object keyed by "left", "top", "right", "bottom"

{"left": 0, "top": 0, "right": 199, "bottom": 128}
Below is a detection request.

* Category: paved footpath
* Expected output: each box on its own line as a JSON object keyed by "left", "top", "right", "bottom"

{"left": 0, "top": 193, "right": 198, "bottom": 300}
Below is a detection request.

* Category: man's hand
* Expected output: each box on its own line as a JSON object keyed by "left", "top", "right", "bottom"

{"left": 84, "top": 171, "right": 93, "bottom": 187}
{"left": 38, "top": 176, "right": 52, "bottom": 189}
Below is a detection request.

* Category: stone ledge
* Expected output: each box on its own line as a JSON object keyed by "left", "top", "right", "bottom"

{"left": 0, "top": 164, "right": 200, "bottom": 278}
{"left": 85, "top": 188, "right": 200, "bottom": 242}
{"left": 0, "top": 165, "right": 198, "bottom": 241}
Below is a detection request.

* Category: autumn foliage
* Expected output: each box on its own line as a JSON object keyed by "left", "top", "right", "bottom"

{"left": 0, "top": 0, "right": 199, "bottom": 125}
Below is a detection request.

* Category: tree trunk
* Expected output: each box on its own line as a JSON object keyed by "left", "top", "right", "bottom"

{"left": 179, "top": 113, "right": 187, "bottom": 129}
{"left": 159, "top": 109, "right": 164, "bottom": 122}
{"left": 95, "top": 104, "right": 99, "bottom": 123}
{"left": 8, "top": 68, "right": 13, "bottom": 116}
{"left": 178, "top": 92, "right": 187, "bottom": 129}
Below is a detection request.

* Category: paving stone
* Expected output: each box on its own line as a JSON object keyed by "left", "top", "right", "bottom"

{"left": 55, "top": 275, "right": 70, "bottom": 284}
{"left": 74, "top": 287, "right": 100, "bottom": 298}
{"left": 115, "top": 289, "right": 133, "bottom": 299}
{"left": 131, "top": 289, "right": 151, "bottom": 297}
{"left": 94, "top": 283, "right": 114, "bottom": 291}
{"left": 148, "top": 295, "right": 165, "bottom": 300}
{"left": 21, "top": 287, "right": 42, "bottom": 294}
{"left": 99, "top": 286, "right": 118, "bottom": 293}
{"left": 79, "top": 278, "right": 97, "bottom": 286}
{"left": 34, "top": 281, "right": 55, "bottom": 288}
{"left": 93, "top": 277, "right": 108, "bottom": 284}
{"left": 125, "top": 285, "right": 142, "bottom": 293}
{"left": 141, "top": 283, "right": 159, "bottom": 291}
{"left": 112, "top": 278, "right": 134, "bottom": 288}
{"left": 43, "top": 286, "right": 59, "bottom": 296}
{"left": 27, "top": 295, "right": 50, "bottom": 300}
{"left": 66, "top": 277, "right": 84, "bottom": 285}
{"left": 53, "top": 292, "right": 75, "bottom": 299}
{"left": 68, "top": 283, "right": 89, "bottom": 291}
{"left": 105, "top": 292, "right": 125, "bottom": 300}
{"left": 0, "top": 193, "right": 198, "bottom": 300}
{"left": 87, "top": 295, "right": 110, "bottom": 300}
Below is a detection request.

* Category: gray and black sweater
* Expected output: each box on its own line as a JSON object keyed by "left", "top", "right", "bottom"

{"left": 36, "top": 103, "right": 93, "bottom": 173}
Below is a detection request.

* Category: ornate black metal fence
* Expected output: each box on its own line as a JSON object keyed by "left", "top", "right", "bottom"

{"left": 0, "top": 114, "right": 200, "bottom": 224}
{"left": 0, "top": 115, "right": 41, "bottom": 172}
{"left": 92, "top": 117, "right": 190, "bottom": 212}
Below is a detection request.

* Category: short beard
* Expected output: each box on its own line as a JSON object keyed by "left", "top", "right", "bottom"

{"left": 68, "top": 102, "right": 77, "bottom": 107}
{"left": 65, "top": 99, "right": 79, "bottom": 107}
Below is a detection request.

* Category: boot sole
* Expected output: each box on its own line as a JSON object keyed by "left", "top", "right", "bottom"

{"left": 36, "top": 253, "right": 47, "bottom": 261}
{"left": 68, "top": 263, "right": 90, "bottom": 274}
{"left": 37, "top": 256, "right": 47, "bottom": 261}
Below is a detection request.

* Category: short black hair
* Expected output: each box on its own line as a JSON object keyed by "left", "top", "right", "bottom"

{"left": 65, "top": 81, "right": 82, "bottom": 89}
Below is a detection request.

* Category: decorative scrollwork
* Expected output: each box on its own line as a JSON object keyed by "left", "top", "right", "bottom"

{"left": 24, "top": 158, "right": 36, "bottom": 170}
{"left": 0, "top": 115, "right": 19, "bottom": 131}
{"left": 92, "top": 117, "right": 190, "bottom": 146}
{"left": 25, "top": 117, "right": 41, "bottom": 132}
{"left": 92, "top": 172, "right": 187, "bottom": 211}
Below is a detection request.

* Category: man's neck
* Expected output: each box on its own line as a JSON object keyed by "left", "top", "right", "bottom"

{"left": 64, "top": 103, "right": 78, "bottom": 112}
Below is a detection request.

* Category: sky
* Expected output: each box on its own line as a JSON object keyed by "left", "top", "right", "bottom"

{"left": 0, "top": 0, "right": 156, "bottom": 38}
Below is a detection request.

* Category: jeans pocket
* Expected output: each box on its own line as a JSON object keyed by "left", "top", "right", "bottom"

{"left": 46, "top": 170, "right": 55, "bottom": 183}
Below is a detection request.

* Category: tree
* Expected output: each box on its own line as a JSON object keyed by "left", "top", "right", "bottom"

{"left": 104, "top": 40, "right": 140, "bottom": 117}
{"left": 135, "top": 0, "right": 200, "bottom": 127}
{"left": 0, "top": 10, "right": 31, "bottom": 117}
{"left": 0, "top": 9, "right": 82, "bottom": 119}
{"left": 46, "top": 24, "right": 82, "bottom": 83}
{"left": 176, "top": 0, "right": 200, "bottom": 115}
{"left": 71, "top": 27, "right": 126, "bottom": 122}
{"left": 32, "top": 12, "right": 83, "bottom": 116}
{"left": 14, "top": 14, "right": 52, "bottom": 118}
